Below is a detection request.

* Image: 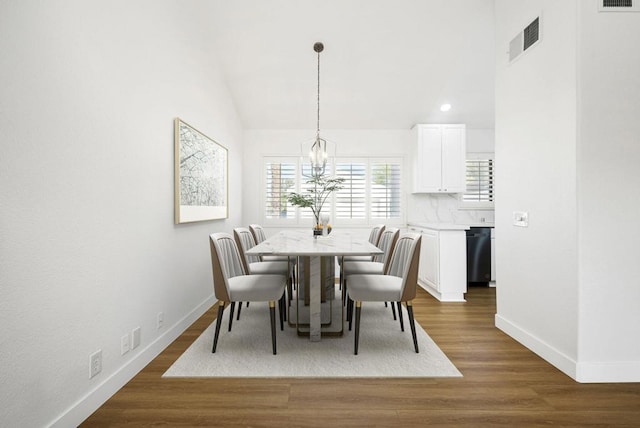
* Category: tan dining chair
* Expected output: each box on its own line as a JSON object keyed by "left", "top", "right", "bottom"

{"left": 341, "top": 224, "right": 385, "bottom": 264}
{"left": 234, "top": 227, "right": 293, "bottom": 320}
{"left": 342, "top": 227, "right": 399, "bottom": 322}
{"left": 346, "top": 233, "right": 422, "bottom": 355}
{"left": 250, "top": 223, "right": 297, "bottom": 288}
{"left": 209, "top": 233, "right": 287, "bottom": 354}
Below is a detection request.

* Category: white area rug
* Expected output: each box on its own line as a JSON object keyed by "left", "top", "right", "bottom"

{"left": 163, "top": 298, "right": 462, "bottom": 378}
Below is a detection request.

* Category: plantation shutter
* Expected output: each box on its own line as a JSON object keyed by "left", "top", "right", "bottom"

{"left": 264, "top": 160, "right": 296, "bottom": 219}
{"left": 370, "top": 161, "right": 402, "bottom": 219}
{"left": 335, "top": 162, "right": 367, "bottom": 220}
{"left": 463, "top": 159, "right": 494, "bottom": 203}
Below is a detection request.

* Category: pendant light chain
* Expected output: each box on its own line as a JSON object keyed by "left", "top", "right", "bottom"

{"left": 316, "top": 47, "right": 321, "bottom": 140}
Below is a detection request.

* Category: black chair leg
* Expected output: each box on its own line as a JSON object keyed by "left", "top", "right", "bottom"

{"left": 236, "top": 301, "right": 242, "bottom": 320}
{"left": 407, "top": 301, "right": 419, "bottom": 353}
{"left": 212, "top": 302, "right": 225, "bottom": 353}
{"left": 390, "top": 301, "right": 397, "bottom": 320}
{"left": 397, "top": 301, "right": 404, "bottom": 332}
{"left": 354, "top": 301, "right": 362, "bottom": 355}
{"left": 347, "top": 297, "right": 354, "bottom": 331}
{"left": 269, "top": 300, "right": 277, "bottom": 355}
{"left": 278, "top": 295, "right": 285, "bottom": 331}
{"left": 228, "top": 301, "right": 236, "bottom": 332}
{"left": 342, "top": 277, "right": 347, "bottom": 306}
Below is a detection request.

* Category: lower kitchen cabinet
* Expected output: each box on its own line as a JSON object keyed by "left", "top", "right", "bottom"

{"left": 409, "top": 224, "right": 467, "bottom": 302}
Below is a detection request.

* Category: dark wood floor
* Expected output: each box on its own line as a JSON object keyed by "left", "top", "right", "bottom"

{"left": 82, "top": 286, "right": 640, "bottom": 427}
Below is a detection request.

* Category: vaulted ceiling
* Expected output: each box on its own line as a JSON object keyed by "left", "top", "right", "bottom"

{"left": 209, "top": 0, "right": 495, "bottom": 130}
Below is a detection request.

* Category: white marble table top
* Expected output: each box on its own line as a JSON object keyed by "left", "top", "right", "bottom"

{"left": 246, "top": 229, "right": 383, "bottom": 257}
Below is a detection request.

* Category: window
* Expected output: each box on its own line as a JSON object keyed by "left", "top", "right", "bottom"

{"left": 461, "top": 154, "right": 494, "bottom": 209}
{"left": 335, "top": 161, "right": 366, "bottom": 221}
{"left": 264, "top": 160, "right": 296, "bottom": 220}
{"left": 263, "top": 156, "right": 403, "bottom": 225}
{"left": 370, "top": 161, "right": 402, "bottom": 219}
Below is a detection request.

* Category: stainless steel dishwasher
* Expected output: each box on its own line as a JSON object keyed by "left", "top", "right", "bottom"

{"left": 466, "top": 227, "right": 492, "bottom": 284}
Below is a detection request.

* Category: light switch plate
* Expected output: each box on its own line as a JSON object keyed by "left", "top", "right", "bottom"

{"left": 513, "top": 211, "right": 529, "bottom": 227}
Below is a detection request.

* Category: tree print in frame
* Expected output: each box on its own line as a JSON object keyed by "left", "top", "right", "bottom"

{"left": 174, "top": 118, "right": 228, "bottom": 223}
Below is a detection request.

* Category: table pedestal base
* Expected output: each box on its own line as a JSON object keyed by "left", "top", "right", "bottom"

{"left": 292, "top": 256, "right": 343, "bottom": 341}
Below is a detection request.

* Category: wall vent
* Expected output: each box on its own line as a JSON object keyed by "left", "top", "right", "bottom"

{"left": 509, "top": 17, "right": 541, "bottom": 63}
{"left": 599, "top": 0, "right": 640, "bottom": 11}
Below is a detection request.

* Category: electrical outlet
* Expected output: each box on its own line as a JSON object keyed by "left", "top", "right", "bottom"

{"left": 132, "top": 327, "right": 141, "bottom": 350}
{"left": 89, "top": 349, "right": 102, "bottom": 379}
{"left": 157, "top": 312, "right": 164, "bottom": 330}
{"left": 121, "top": 333, "right": 130, "bottom": 355}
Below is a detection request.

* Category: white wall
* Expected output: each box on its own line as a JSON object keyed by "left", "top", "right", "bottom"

{"left": 0, "top": 1, "right": 243, "bottom": 426}
{"left": 576, "top": 4, "right": 640, "bottom": 381}
{"left": 243, "top": 128, "right": 494, "bottom": 234}
{"left": 494, "top": 0, "right": 580, "bottom": 376}
{"left": 495, "top": 0, "right": 640, "bottom": 382}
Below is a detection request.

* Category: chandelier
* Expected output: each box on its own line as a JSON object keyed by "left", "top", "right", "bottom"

{"left": 301, "top": 42, "right": 336, "bottom": 179}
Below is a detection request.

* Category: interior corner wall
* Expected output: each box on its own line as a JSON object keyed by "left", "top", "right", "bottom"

{"left": 0, "top": 1, "right": 243, "bottom": 426}
{"left": 575, "top": 4, "right": 640, "bottom": 382}
{"left": 494, "top": 0, "right": 580, "bottom": 378}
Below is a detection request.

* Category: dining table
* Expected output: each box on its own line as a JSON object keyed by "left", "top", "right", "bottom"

{"left": 246, "top": 229, "right": 382, "bottom": 342}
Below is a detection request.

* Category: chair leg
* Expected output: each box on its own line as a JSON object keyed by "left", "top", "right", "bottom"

{"left": 342, "top": 277, "right": 347, "bottom": 306}
{"left": 397, "top": 301, "right": 404, "bottom": 332}
{"left": 228, "top": 301, "right": 236, "bottom": 332}
{"left": 212, "top": 301, "right": 225, "bottom": 353}
{"left": 284, "top": 279, "right": 290, "bottom": 321}
{"left": 354, "top": 301, "right": 362, "bottom": 355}
{"left": 278, "top": 294, "right": 285, "bottom": 331}
{"left": 269, "top": 300, "right": 277, "bottom": 355}
{"left": 347, "top": 296, "right": 354, "bottom": 331}
{"left": 390, "top": 301, "right": 397, "bottom": 320}
{"left": 407, "top": 301, "right": 419, "bottom": 353}
{"left": 236, "top": 301, "right": 242, "bottom": 320}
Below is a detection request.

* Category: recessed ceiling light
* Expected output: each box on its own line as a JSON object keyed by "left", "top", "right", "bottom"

{"left": 440, "top": 103, "right": 452, "bottom": 112}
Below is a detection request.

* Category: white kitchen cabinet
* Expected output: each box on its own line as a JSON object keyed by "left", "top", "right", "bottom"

{"left": 409, "top": 223, "right": 467, "bottom": 302}
{"left": 412, "top": 124, "right": 466, "bottom": 193}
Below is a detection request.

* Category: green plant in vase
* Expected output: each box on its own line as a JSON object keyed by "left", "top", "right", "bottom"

{"left": 288, "top": 176, "right": 344, "bottom": 235}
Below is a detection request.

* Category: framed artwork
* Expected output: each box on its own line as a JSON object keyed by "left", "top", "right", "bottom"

{"left": 174, "top": 118, "right": 228, "bottom": 223}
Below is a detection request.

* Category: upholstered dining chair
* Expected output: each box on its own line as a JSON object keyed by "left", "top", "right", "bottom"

{"left": 209, "top": 233, "right": 287, "bottom": 354}
{"left": 234, "top": 227, "right": 291, "bottom": 275}
{"left": 346, "top": 233, "right": 422, "bottom": 355}
{"left": 249, "top": 224, "right": 285, "bottom": 261}
{"left": 234, "top": 227, "right": 293, "bottom": 320}
{"left": 249, "top": 223, "right": 297, "bottom": 287}
{"left": 341, "top": 224, "right": 385, "bottom": 264}
{"left": 342, "top": 227, "right": 399, "bottom": 323}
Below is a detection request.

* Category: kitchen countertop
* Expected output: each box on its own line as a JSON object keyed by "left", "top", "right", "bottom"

{"left": 407, "top": 221, "right": 495, "bottom": 231}
{"left": 408, "top": 222, "right": 470, "bottom": 231}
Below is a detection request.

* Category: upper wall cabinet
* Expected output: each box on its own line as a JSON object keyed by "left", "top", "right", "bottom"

{"left": 411, "top": 124, "right": 466, "bottom": 193}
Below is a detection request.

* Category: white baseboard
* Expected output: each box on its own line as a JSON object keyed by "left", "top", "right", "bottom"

{"left": 576, "top": 361, "right": 640, "bottom": 383}
{"left": 496, "top": 313, "right": 640, "bottom": 382}
{"left": 49, "top": 294, "right": 216, "bottom": 428}
{"left": 495, "top": 313, "right": 577, "bottom": 380}
{"left": 418, "top": 281, "right": 466, "bottom": 302}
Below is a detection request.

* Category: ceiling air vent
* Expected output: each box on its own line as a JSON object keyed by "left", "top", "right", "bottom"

{"left": 599, "top": 0, "right": 640, "bottom": 11}
{"left": 509, "top": 17, "right": 541, "bottom": 63}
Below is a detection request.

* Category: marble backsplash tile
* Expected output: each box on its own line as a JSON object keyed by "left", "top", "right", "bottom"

{"left": 408, "top": 193, "right": 495, "bottom": 225}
